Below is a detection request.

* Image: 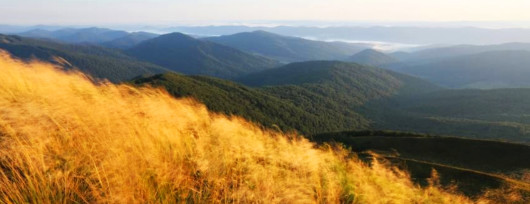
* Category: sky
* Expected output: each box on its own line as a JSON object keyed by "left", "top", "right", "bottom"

{"left": 1, "top": 0, "right": 530, "bottom": 26}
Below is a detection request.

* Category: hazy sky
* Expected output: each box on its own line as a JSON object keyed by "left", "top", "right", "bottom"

{"left": 1, "top": 0, "right": 530, "bottom": 26}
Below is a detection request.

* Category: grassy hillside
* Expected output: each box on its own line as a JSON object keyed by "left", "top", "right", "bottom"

{"left": 312, "top": 131, "right": 530, "bottom": 198}
{"left": 205, "top": 30, "right": 366, "bottom": 62}
{"left": 0, "top": 52, "right": 485, "bottom": 203}
{"left": 126, "top": 32, "right": 281, "bottom": 79}
{"left": 0, "top": 34, "right": 170, "bottom": 82}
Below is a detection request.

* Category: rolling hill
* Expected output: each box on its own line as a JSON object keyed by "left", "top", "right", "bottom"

{"left": 394, "top": 42, "right": 530, "bottom": 62}
{"left": 18, "top": 27, "right": 129, "bottom": 44}
{"left": 347, "top": 49, "right": 400, "bottom": 67}
{"left": 126, "top": 32, "right": 281, "bottom": 79}
{"left": 204, "top": 30, "right": 366, "bottom": 63}
{"left": 101, "top": 31, "right": 159, "bottom": 49}
{"left": 395, "top": 50, "right": 530, "bottom": 88}
{"left": 0, "top": 34, "right": 170, "bottom": 82}
{"left": 238, "top": 61, "right": 440, "bottom": 99}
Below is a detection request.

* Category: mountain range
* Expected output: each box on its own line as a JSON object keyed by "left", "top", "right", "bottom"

{"left": 126, "top": 32, "right": 281, "bottom": 79}
{"left": 3, "top": 29, "right": 530, "bottom": 142}
{"left": 204, "top": 30, "right": 367, "bottom": 62}
{"left": 168, "top": 25, "right": 530, "bottom": 44}
{"left": 18, "top": 27, "right": 130, "bottom": 44}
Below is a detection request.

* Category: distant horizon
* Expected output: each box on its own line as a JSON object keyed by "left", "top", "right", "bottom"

{"left": 4, "top": 20, "right": 530, "bottom": 29}
{"left": 5, "top": 21, "right": 530, "bottom": 50}
{"left": 5, "top": 20, "right": 530, "bottom": 36}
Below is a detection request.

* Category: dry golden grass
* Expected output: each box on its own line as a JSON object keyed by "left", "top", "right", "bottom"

{"left": 0, "top": 51, "right": 490, "bottom": 203}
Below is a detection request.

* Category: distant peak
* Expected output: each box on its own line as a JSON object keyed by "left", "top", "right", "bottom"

{"left": 358, "top": 49, "right": 385, "bottom": 54}
{"left": 159, "top": 32, "right": 194, "bottom": 39}
{"left": 352, "top": 49, "right": 394, "bottom": 58}
{"left": 249, "top": 30, "right": 278, "bottom": 36}
{"left": 349, "top": 48, "right": 399, "bottom": 67}
{"left": 251, "top": 30, "right": 270, "bottom": 34}
{"left": 79, "top": 27, "right": 109, "bottom": 31}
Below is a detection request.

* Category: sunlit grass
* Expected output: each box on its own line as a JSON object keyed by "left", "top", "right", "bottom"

{"left": 0, "top": 51, "right": 494, "bottom": 203}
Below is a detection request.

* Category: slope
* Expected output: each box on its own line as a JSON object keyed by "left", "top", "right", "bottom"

{"left": 312, "top": 131, "right": 530, "bottom": 198}
{"left": 236, "top": 61, "right": 440, "bottom": 132}
{"left": 238, "top": 61, "right": 440, "bottom": 101}
{"left": 0, "top": 51, "right": 482, "bottom": 203}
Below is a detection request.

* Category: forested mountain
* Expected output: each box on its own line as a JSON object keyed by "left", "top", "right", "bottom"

{"left": 0, "top": 34, "right": 170, "bottom": 82}
{"left": 18, "top": 27, "right": 129, "bottom": 44}
{"left": 204, "top": 30, "right": 366, "bottom": 62}
{"left": 238, "top": 61, "right": 439, "bottom": 97}
{"left": 131, "top": 61, "right": 440, "bottom": 134}
{"left": 101, "top": 32, "right": 159, "bottom": 49}
{"left": 126, "top": 32, "right": 281, "bottom": 79}
{"left": 395, "top": 50, "right": 530, "bottom": 88}
{"left": 347, "top": 49, "right": 400, "bottom": 67}
{"left": 128, "top": 60, "right": 530, "bottom": 143}
{"left": 237, "top": 61, "right": 441, "bottom": 133}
